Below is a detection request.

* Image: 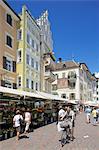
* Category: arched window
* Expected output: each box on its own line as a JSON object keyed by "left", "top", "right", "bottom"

{"left": 63, "top": 64, "right": 66, "bottom": 68}
{"left": 68, "top": 81, "right": 76, "bottom": 89}
{"left": 69, "top": 93, "right": 75, "bottom": 100}
{"left": 68, "top": 71, "right": 76, "bottom": 79}
{"left": 68, "top": 71, "right": 76, "bottom": 89}
{"left": 61, "top": 93, "right": 66, "bottom": 98}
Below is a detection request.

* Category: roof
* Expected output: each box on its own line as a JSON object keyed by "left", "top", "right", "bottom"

{"left": 52, "top": 60, "right": 79, "bottom": 71}
{"left": 26, "top": 9, "right": 41, "bottom": 31}
{"left": 80, "top": 63, "right": 96, "bottom": 81}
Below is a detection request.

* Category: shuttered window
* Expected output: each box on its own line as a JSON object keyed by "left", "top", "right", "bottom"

{"left": 6, "top": 14, "right": 12, "bottom": 26}
{"left": 3, "top": 56, "right": 6, "bottom": 69}
{"left": 13, "top": 61, "right": 16, "bottom": 72}
{"left": 13, "top": 83, "right": 17, "bottom": 89}
{"left": 6, "top": 35, "right": 12, "bottom": 48}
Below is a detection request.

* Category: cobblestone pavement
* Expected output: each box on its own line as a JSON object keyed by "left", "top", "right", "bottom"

{"left": 0, "top": 112, "right": 99, "bottom": 150}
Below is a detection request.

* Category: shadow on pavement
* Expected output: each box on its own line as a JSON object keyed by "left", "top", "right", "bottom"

{"left": 19, "top": 135, "right": 29, "bottom": 139}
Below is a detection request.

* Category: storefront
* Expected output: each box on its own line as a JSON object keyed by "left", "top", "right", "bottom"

{"left": 0, "top": 86, "right": 68, "bottom": 140}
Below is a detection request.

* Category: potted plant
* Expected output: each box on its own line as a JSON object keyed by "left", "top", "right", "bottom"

{"left": 0, "top": 130, "right": 3, "bottom": 141}
{"left": 3, "top": 130, "right": 8, "bottom": 140}
{"left": 0, "top": 112, "right": 3, "bottom": 122}
{"left": 9, "top": 128, "right": 14, "bottom": 138}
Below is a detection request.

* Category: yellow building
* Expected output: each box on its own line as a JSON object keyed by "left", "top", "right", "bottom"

{"left": 0, "top": 0, "right": 20, "bottom": 88}
{"left": 17, "top": 6, "right": 41, "bottom": 92}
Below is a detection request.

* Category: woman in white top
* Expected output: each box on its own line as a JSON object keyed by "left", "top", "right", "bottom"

{"left": 13, "top": 110, "right": 23, "bottom": 140}
{"left": 24, "top": 108, "right": 31, "bottom": 134}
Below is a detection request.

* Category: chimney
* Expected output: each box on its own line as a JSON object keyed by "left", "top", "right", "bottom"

{"left": 59, "top": 58, "right": 62, "bottom": 63}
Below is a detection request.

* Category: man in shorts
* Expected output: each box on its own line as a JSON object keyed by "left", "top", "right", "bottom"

{"left": 13, "top": 110, "right": 23, "bottom": 140}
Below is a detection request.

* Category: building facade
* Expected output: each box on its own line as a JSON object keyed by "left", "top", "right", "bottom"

{"left": 0, "top": 0, "right": 20, "bottom": 89}
{"left": 17, "top": 6, "right": 41, "bottom": 92}
{"left": 36, "top": 11, "right": 56, "bottom": 93}
{"left": 94, "top": 72, "right": 99, "bottom": 101}
{"left": 52, "top": 60, "right": 96, "bottom": 103}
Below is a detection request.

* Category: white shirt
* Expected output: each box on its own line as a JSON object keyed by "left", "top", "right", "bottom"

{"left": 58, "top": 109, "right": 65, "bottom": 119}
{"left": 25, "top": 112, "right": 31, "bottom": 122}
{"left": 68, "top": 110, "right": 75, "bottom": 122}
{"left": 57, "top": 109, "right": 65, "bottom": 132}
{"left": 13, "top": 114, "right": 23, "bottom": 127}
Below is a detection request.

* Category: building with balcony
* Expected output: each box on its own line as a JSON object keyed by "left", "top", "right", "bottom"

{"left": 0, "top": 0, "right": 20, "bottom": 89}
{"left": 17, "top": 6, "right": 41, "bottom": 92}
{"left": 36, "top": 11, "right": 56, "bottom": 93}
{"left": 52, "top": 60, "right": 96, "bottom": 103}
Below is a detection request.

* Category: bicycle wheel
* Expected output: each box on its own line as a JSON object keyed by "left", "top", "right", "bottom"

{"left": 61, "top": 130, "right": 67, "bottom": 147}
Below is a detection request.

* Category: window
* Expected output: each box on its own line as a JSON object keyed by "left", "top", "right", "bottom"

{"left": 69, "top": 93, "right": 75, "bottom": 100}
{"left": 63, "top": 64, "right": 66, "bottom": 68}
{"left": 52, "top": 84, "right": 57, "bottom": 90}
{"left": 68, "top": 71, "right": 76, "bottom": 79}
{"left": 6, "top": 14, "right": 12, "bottom": 26}
{"left": 31, "top": 58, "right": 34, "bottom": 68}
{"left": 5, "top": 81, "right": 12, "bottom": 88}
{"left": 26, "top": 79, "right": 29, "bottom": 88}
{"left": 3, "top": 56, "right": 16, "bottom": 72}
{"left": 26, "top": 54, "right": 29, "bottom": 65}
{"left": 17, "top": 29, "right": 22, "bottom": 40}
{"left": 6, "top": 59, "right": 12, "bottom": 71}
{"left": 27, "top": 33, "right": 30, "bottom": 44}
{"left": 55, "top": 74, "right": 58, "bottom": 79}
{"left": 62, "top": 73, "right": 65, "bottom": 78}
{"left": 36, "top": 61, "right": 38, "bottom": 70}
{"left": 61, "top": 94, "right": 66, "bottom": 98}
{"left": 18, "top": 76, "right": 21, "bottom": 87}
{"left": 97, "top": 92, "right": 98, "bottom": 95}
{"left": 31, "top": 81, "right": 34, "bottom": 89}
{"left": 6, "top": 35, "right": 12, "bottom": 48}
{"left": 17, "top": 50, "right": 21, "bottom": 62}
{"left": 68, "top": 81, "right": 76, "bottom": 89}
{"left": 32, "top": 39, "right": 34, "bottom": 48}
{"left": 36, "top": 82, "right": 38, "bottom": 90}
{"left": 36, "top": 44, "right": 39, "bottom": 52}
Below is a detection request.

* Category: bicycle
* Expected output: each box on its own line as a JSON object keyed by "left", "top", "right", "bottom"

{"left": 61, "top": 125, "right": 70, "bottom": 147}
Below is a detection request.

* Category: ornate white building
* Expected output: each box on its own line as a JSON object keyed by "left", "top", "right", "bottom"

{"left": 52, "top": 59, "right": 96, "bottom": 103}
{"left": 36, "top": 11, "right": 56, "bottom": 93}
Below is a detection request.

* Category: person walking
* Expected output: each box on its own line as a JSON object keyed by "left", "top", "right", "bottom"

{"left": 92, "top": 107, "right": 97, "bottom": 125}
{"left": 13, "top": 110, "right": 23, "bottom": 140}
{"left": 61, "top": 105, "right": 75, "bottom": 141}
{"left": 57, "top": 105, "right": 65, "bottom": 143}
{"left": 85, "top": 106, "right": 91, "bottom": 123}
{"left": 57, "top": 106, "right": 65, "bottom": 130}
{"left": 24, "top": 108, "right": 31, "bottom": 134}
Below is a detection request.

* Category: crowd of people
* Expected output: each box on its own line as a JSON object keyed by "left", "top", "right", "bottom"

{"left": 85, "top": 106, "right": 99, "bottom": 125}
{"left": 13, "top": 104, "right": 76, "bottom": 142}
{"left": 13, "top": 108, "right": 31, "bottom": 140}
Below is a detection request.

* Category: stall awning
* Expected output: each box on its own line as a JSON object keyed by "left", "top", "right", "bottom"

{"left": 0, "top": 86, "right": 45, "bottom": 99}
{"left": 36, "top": 91, "right": 68, "bottom": 102}
{"left": 68, "top": 100, "right": 77, "bottom": 105}
{"left": 84, "top": 100, "right": 99, "bottom": 107}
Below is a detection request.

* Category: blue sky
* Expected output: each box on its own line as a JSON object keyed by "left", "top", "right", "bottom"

{"left": 7, "top": 0, "right": 99, "bottom": 73}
